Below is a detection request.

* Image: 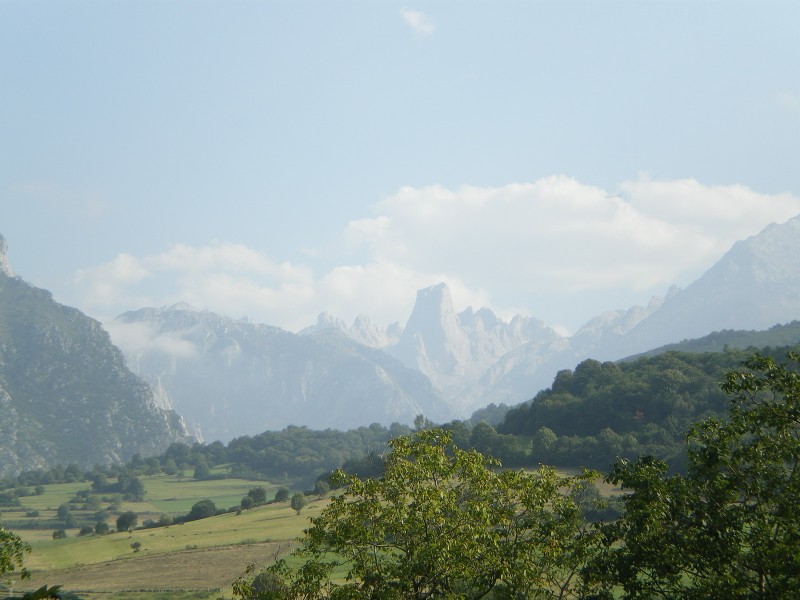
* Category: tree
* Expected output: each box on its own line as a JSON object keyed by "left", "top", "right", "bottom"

{"left": 187, "top": 499, "right": 217, "bottom": 521}
{"left": 193, "top": 462, "right": 211, "bottom": 480}
{"left": 51, "top": 529, "right": 66, "bottom": 540}
{"left": 273, "top": 487, "right": 290, "bottom": 503}
{"left": 115, "top": 511, "right": 137, "bottom": 532}
{"left": 235, "top": 569, "right": 287, "bottom": 599}
{"left": 289, "top": 493, "right": 306, "bottom": 515}
{"left": 56, "top": 503, "right": 71, "bottom": 521}
{"left": 237, "top": 429, "right": 600, "bottom": 599}
{"left": 313, "top": 480, "right": 330, "bottom": 498}
{"left": 247, "top": 486, "right": 267, "bottom": 505}
{"left": 590, "top": 352, "right": 800, "bottom": 598}
{"left": 0, "top": 524, "right": 30, "bottom": 582}
{"left": 94, "top": 521, "right": 109, "bottom": 535}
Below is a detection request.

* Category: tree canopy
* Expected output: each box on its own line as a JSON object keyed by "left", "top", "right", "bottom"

{"left": 236, "top": 429, "right": 600, "bottom": 599}
{"left": 588, "top": 352, "right": 800, "bottom": 598}
{"left": 0, "top": 523, "right": 29, "bottom": 583}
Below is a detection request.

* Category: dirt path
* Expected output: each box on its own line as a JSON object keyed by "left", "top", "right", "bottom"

{"left": 19, "top": 542, "right": 293, "bottom": 595}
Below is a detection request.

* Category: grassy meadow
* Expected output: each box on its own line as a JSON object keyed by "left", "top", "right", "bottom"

{"left": 2, "top": 472, "right": 328, "bottom": 599}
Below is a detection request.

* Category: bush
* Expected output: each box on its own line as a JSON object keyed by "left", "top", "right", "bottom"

{"left": 186, "top": 499, "right": 217, "bottom": 521}
{"left": 116, "top": 511, "right": 138, "bottom": 532}
{"left": 52, "top": 529, "right": 66, "bottom": 539}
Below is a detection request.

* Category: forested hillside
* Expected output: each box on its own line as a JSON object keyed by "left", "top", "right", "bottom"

{"left": 496, "top": 347, "right": 797, "bottom": 469}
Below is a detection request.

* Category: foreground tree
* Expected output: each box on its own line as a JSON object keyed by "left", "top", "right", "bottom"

{"left": 236, "top": 429, "right": 600, "bottom": 599}
{"left": 0, "top": 524, "right": 30, "bottom": 583}
{"left": 590, "top": 352, "right": 800, "bottom": 598}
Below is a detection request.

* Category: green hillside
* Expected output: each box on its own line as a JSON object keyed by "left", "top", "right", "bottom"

{"left": 497, "top": 346, "right": 800, "bottom": 469}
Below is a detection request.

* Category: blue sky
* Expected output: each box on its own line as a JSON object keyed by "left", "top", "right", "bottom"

{"left": 3, "top": 1, "right": 800, "bottom": 334}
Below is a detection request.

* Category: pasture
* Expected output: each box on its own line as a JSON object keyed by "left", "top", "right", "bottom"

{"left": 3, "top": 473, "right": 328, "bottom": 598}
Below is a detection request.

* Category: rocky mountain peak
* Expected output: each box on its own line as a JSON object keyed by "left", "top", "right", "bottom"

{"left": 393, "top": 283, "right": 472, "bottom": 376}
{"left": 0, "top": 234, "right": 13, "bottom": 277}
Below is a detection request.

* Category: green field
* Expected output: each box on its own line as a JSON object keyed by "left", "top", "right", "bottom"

{"left": 2, "top": 473, "right": 326, "bottom": 599}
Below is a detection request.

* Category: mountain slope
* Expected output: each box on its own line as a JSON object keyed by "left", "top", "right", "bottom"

{"left": 625, "top": 320, "right": 800, "bottom": 360}
{"left": 475, "top": 215, "right": 800, "bottom": 405}
{"left": 619, "top": 215, "right": 800, "bottom": 352}
{"left": 110, "top": 305, "right": 448, "bottom": 441}
{"left": 0, "top": 235, "right": 191, "bottom": 477}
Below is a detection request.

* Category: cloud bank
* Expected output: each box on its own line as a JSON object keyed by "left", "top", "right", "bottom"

{"left": 73, "top": 176, "right": 800, "bottom": 333}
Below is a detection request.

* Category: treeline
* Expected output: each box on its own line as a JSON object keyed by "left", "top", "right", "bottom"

{"left": 0, "top": 423, "right": 413, "bottom": 495}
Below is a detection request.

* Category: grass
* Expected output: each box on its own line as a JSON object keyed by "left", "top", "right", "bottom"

{"left": 141, "top": 474, "right": 283, "bottom": 515}
{"left": 2, "top": 473, "right": 289, "bottom": 535}
{"left": 22, "top": 498, "right": 326, "bottom": 571}
{"left": 0, "top": 471, "right": 325, "bottom": 598}
{"left": 10, "top": 497, "right": 330, "bottom": 598}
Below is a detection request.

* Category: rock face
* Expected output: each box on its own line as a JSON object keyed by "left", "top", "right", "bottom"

{"left": 385, "top": 283, "right": 564, "bottom": 412}
{"left": 111, "top": 305, "right": 447, "bottom": 441}
{"left": 390, "top": 284, "right": 473, "bottom": 381}
{"left": 0, "top": 240, "right": 191, "bottom": 477}
{"left": 300, "top": 312, "right": 403, "bottom": 349}
{"left": 0, "top": 234, "right": 12, "bottom": 277}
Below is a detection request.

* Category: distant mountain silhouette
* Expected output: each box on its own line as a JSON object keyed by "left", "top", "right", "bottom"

{"left": 111, "top": 304, "right": 448, "bottom": 441}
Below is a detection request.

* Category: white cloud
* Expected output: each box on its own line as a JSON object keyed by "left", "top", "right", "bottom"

{"left": 70, "top": 177, "right": 800, "bottom": 334}
{"left": 105, "top": 321, "right": 199, "bottom": 359}
{"left": 344, "top": 176, "right": 800, "bottom": 320}
{"left": 73, "top": 242, "right": 317, "bottom": 330}
{"left": 400, "top": 8, "right": 434, "bottom": 35}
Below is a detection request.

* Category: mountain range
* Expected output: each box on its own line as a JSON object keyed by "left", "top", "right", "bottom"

{"left": 109, "top": 215, "right": 800, "bottom": 441}
{"left": 110, "top": 305, "right": 446, "bottom": 441}
{"left": 2, "top": 213, "right": 800, "bottom": 472}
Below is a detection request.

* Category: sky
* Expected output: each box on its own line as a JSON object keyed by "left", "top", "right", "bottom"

{"left": 3, "top": 1, "right": 800, "bottom": 335}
